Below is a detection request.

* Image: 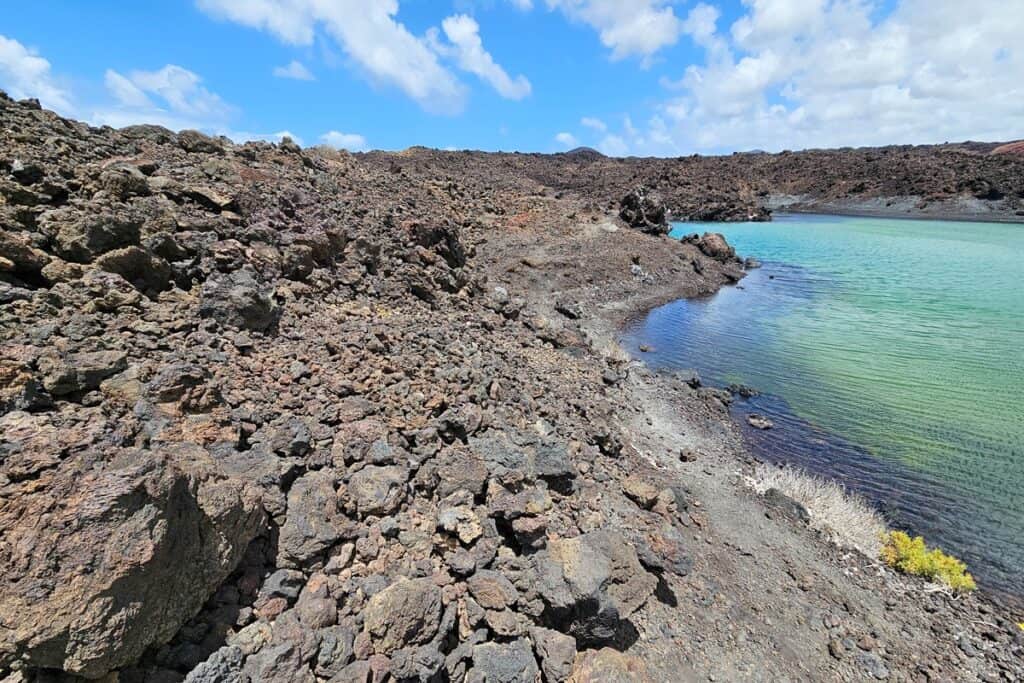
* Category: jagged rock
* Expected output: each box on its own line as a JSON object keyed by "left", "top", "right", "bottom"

{"left": 619, "top": 186, "right": 669, "bottom": 235}
{"left": 0, "top": 356, "right": 51, "bottom": 413}
{"left": 313, "top": 625, "right": 355, "bottom": 678}
{"left": 533, "top": 530, "right": 657, "bottom": 646}
{"left": 0, "top": 230, "right": 49, "bottom": 277}
{"left": 94, "top": 246, "right": 172, "bottom": 295}
{"left": 346, "top": 465, "right": 408, "bottom": 516}
{"left": 46, "top": 209, "right": 142, "bottom": 263}
{"left": 363, "top": 578, "right": 443, "bottom": 654}
{"left": 278, "top": 470, "right": 351, "bottom": 567}
{"left": 198, "top": 268, "right": 279, "bottom": 332}
{"left": 179, "top": 129, "right": 225, "bottom": 154}
{"left": 38, "top": 349, "right": 127, "bottom": 396}
{"left": 437, "top": 505, "right": 484, "bottom": 544}
{"left": 0, "top": 444, "right": 263, "bottom": 678}
{"left": 568, "top": 648, "right": 652, "bottom": 682}
{"left": 622, "top": 475, "right": 660, "bottom": 510}
{"left": 467, "top": 639, "right": 540, "bottom": 683}
{"left": 469, "top": 430, "right": 577, "bottom": 493}
{"left": 98, "top": 164, "right": 151, "bottom": 200}
{"left": 184, "top": 645, "right": 244, "bottom": 683}
{"left": 389, "top": 644, "right": 446, "bottom": 681}
{"left": 467, "top": 571, "right": 519, "bottom": 611}
{"left": 530, "top": 626, "right": 577, "bottom": 683}
{"left": 431, "top": 444, "right": 489, "bottom": 498}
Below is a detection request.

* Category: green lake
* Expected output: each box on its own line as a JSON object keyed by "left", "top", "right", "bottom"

{"left": 621, "top": 214, "right": 1024, "bottom": 597}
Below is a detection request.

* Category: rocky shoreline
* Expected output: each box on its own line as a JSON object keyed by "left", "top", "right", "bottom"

{"left": 1, "top": 93, "right": 1022, "bottom": 682}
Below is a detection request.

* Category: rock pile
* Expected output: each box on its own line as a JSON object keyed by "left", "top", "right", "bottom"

{"left": 0, "top": 92, "right": 699, "bottom": 682}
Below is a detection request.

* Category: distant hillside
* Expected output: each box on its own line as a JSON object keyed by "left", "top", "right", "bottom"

{"left": 991, "top": 141, "right": 1024, "bottom": 156}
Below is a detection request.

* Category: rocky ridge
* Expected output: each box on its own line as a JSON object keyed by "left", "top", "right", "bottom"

{"left": 1, "top": 93, "right": 1022, "bottom": 682}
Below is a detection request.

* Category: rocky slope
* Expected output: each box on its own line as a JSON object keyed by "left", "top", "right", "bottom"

{"left": 1, "top": 92, "right": 1022, "bottom": 682}
{"left": 372, "top": 140, "right": 1024, "bottom": 224}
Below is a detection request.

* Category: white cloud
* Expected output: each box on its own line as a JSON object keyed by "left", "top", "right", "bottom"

{"left": 554, "top": 131, "right": 578, "bottom": 147}
{"left": 609, "top": 0, "right": 1024, "bottom": 155}
{"left": 544, "top": 0, "right": 683, "bottom": 62}
{"left": 508, "top": 0, "right": 534, "bottom": 9}
{"left": 581, "top": 116, "right": 606, "bottom": 132}
{"left": 273, "top": 59, "right": 315, "bottom": 80}
{"left": 197, "top": 0, "right": 468, "bottom": 113}
{"left": 598, "top": 134, "right": 629, "bottom": 156}
{"left": 196, "top": 0, "right": 316, "bottom": 44}
{"left": 437, "top": 15, "right": 531, "bottom": 100}
{"left": 95, "top": 64, "right": 234, "bottom": 132}
{"left": 320, "top": 130, "right": 368, "bottom": 151}
{"left": 0, "top": 34, "right": 73, "bottom": 114}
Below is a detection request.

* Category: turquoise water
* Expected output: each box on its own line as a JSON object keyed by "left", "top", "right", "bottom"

{"left": 621, "top": 214, "right": 1024, "bottom": 597}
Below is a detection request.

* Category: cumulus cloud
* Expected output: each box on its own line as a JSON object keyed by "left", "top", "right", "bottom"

{"left": 435, "top": 15, "right": 531, "bottom": 100}
{"left": 544, "top": 0, "right": 683, "bottom": 62}
{"left": 0, "top": 34, "right": 73, "bottom": 114}
{"left": 554, "top": 131, "right": 578, "bottom": 147}
{"left": 200, "top": 0, "right": 534, "bottom": 113}
{"left": 320, "top": 130, "right": 368, "bottom": 151}
{"left": 581, "top": 116, "right": 606, "bottom": 132}
{"left": 598, "top": 133, "right": 629, "bottom": 157}
{"left": 273, "top": 59, "right": 315, "bottom": 80}
{"left": 95, "top": 64, "right": 234, "bottom": 130}
{"left": 608, "top": 0, "right": 1024, "bottom": 155}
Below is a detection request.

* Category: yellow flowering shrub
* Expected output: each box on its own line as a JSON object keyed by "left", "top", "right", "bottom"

{"left": 881, "top": 531, "right": 976, "bottom": 591}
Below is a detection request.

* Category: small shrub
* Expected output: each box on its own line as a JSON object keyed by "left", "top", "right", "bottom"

{"left": 881, "top": 531, "right": 976, "bottom": 591}
{"left": 747, "top": 464, "right": 887, "bottom": 557}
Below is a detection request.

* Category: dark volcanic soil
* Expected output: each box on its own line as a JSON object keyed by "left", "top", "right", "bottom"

{"left": 1, "top": 92, "right": 1022, "bottom": 682}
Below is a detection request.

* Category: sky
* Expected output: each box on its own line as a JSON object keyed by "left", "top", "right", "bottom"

{"left": 1, "top": 1, "right": 1021, "bottom": 156}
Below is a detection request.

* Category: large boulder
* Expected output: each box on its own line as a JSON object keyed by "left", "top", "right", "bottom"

{"left": 619, "top": 187, "right": 669, "bottom": 236}
{"left": 37, "top": 349, "right": 128, "bottom": 396}
{"left": 363, "top": 578, "right": 443, "bottom": 654}
{"left": 45, "top": 209, "right": 142, "bottom": 263}
{"left": 467, "top": 640, "right": 540, "bottom": 683}
{"left": 346, "top": 465, "right": 408, "bottom": 517}
{"left": 0, "top": 443, "right": 264, "bottom": 678}
{"left": 198, "top": 268, "right": 279, "bottom": 332}
{"left": 94, "top": 246, "right": 172, "bottom": 295}
{"left": 277, "top": 470, "right": 353, "bottom": 567}
{"left": 695, "top": 232, "right": 736, "bottom": 262}
{"left": 532, "top": 530, "right": 656, "bottom": 646}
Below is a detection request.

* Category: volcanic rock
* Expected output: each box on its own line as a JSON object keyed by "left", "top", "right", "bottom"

{"left": 0, "top": 444, "right": 263, "bottom": 678}
{"left": 363, "top": 578, "right": 443, "bottom": 654}
{"left": 533, "top": 530, "right": 657, "bottom": 646}
{"left": 619, "top": 186, "right": 669, "bottom": 235}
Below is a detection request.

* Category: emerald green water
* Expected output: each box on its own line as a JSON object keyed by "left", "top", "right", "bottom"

{"left": 622, "top": 214, "right": 1024, "bottom": 596}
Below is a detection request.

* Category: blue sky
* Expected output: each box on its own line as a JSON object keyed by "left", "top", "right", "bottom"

{"left": 1, "top": 1, "right": 1020, "bottom": 156}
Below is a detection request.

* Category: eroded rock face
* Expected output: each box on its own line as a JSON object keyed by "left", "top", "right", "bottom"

{"left": 0, "top": 443, "right": 263, "bottom": 678}
{"left": 533, "top": 530, "right": 657, "bottom": 646}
